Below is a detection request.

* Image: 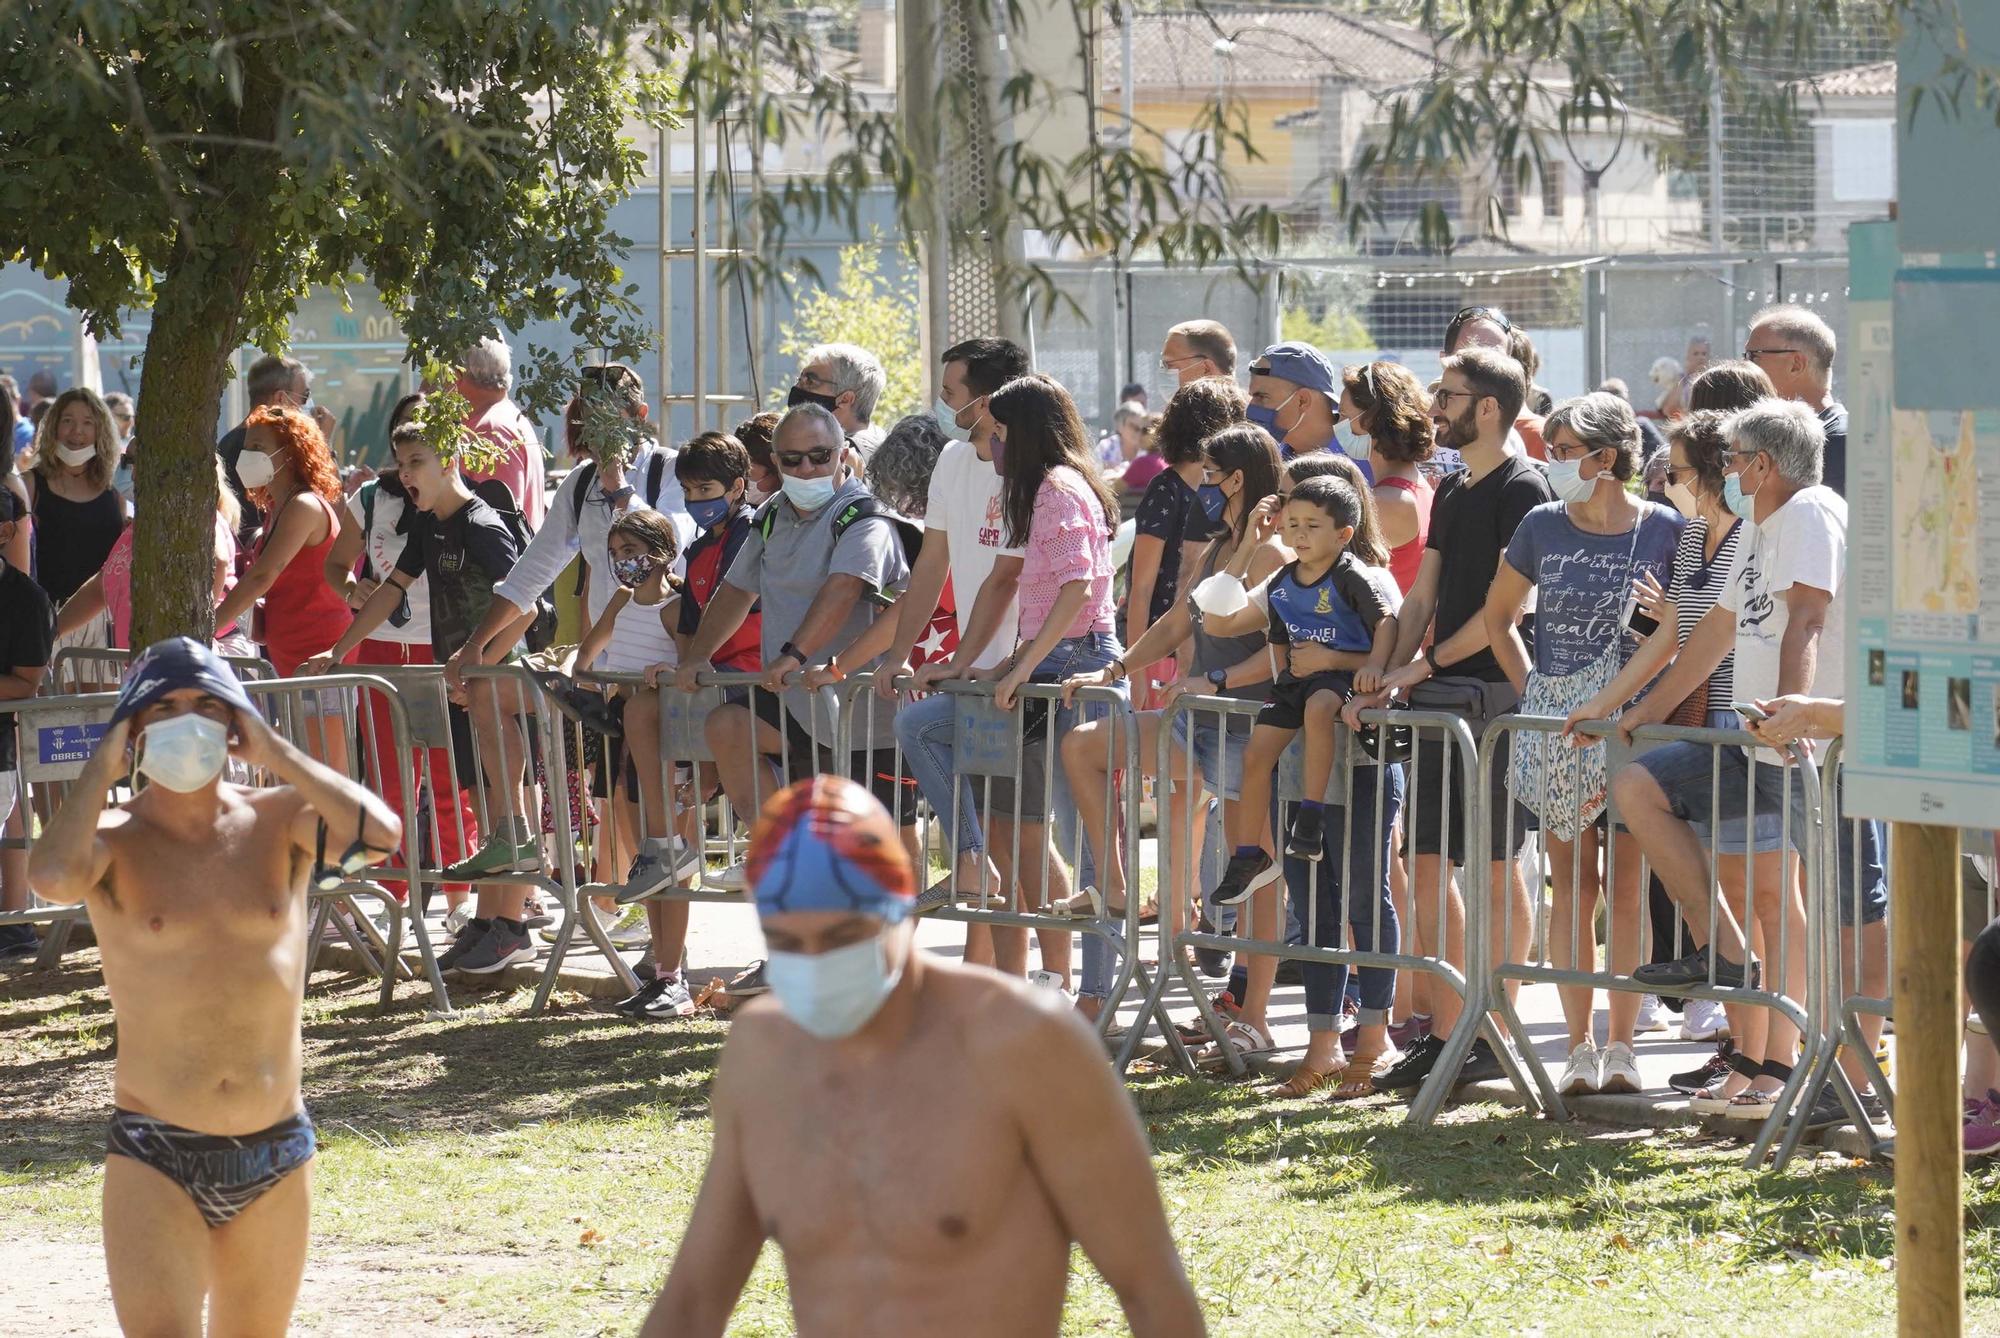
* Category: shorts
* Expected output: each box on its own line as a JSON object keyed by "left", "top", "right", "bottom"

{"left": 1256, "top": 670, "right": 1354, "bottom": 732}
{"left": 1685, "top": 709, "right": 1786, "bottom": 855}
{"left": 1404, "top": 676, "right": 1535, "bottom": 865}
{"left": 979, "top": 632, "right": 1124, "bottom": 824}
{"left": 1632, "top": 741, "right": 1888, "bottom": 928}
{"left": 749, "top": 690, "right": 916, "bottom": 819}
{"left": 1167, "top": 707, "right": 1253, "bottom": 802}
{"left": 589, "top": 695, "right": 638, "bottom": 801}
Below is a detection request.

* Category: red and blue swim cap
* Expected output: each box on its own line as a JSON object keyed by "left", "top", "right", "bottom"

{"left": 747, "top": 776, "right": 915, "bottom": 923}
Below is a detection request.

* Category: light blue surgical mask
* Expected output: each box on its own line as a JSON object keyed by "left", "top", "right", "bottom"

{"left": 933, "top": 396, "right": 966, "bottom": 439}
{"left": 781, "top": 472, "right": 838, "bottom": 512}
{"left": 1544, "top": 455, "right": 1599, "bottom": 505}
{"left": 1723, "top": 467, "right": 1758, "bottom": 522}
{"left": 1196, "top": 482, "right": 1226, "bottom": 523}
{"left": 137, "top": 713, "right": 230, "bottom": 793}
{"left": 765, "top": 936, "right": 904, "bottom": 1039}
{"left": 1333, "top": 420, "right": 1371, "bottom": 460}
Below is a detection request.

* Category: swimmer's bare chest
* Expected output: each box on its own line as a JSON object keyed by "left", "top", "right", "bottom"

{"left": 90, "top": 789, "right": 311, "bottom": 1130}
{"left": 735, "top": 1015, "right": 1070, "bottom": 1334}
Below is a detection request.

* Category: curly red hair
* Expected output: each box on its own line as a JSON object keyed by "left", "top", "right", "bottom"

{"left": 244, "top": 404, "right": 341, "bottom": 508}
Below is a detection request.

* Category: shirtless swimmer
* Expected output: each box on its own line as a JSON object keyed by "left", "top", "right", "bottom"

{"left": 639, "top": 774, "right": 1205, "bottom": 1337}
{"left": 29, "top": 637, "right": 401, "bottom": 1336}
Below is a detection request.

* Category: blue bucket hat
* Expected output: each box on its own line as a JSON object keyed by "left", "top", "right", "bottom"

{"left": 112, "top": 637, "right": 256, "bottom": 726}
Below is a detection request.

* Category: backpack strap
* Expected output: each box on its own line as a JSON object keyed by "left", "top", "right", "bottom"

{"left": 569, "top": 461, "right": 598, "bottom": 530}
{"left": 358, "top": 480, "right": 378, "bottom": 581}
{"left": 645, "top": 453, "right": 668, "bottom": 508}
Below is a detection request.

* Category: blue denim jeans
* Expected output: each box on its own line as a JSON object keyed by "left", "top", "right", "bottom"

{"left": 1281, "top": 763, "right": 1405, "bottom": 1032}
{"left": 1034, "top": 633, "right": 1126, "bottom": 999}
{"left": 895, "top": 691, "right": 984, "bottom": 857}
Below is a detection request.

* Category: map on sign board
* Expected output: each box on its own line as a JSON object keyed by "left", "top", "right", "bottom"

{"left": 1843, "top": 221, "right": 2000, "bottom": 825}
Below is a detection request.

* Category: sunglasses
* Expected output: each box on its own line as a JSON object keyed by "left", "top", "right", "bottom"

{"left": 1446, "top": 305, "right": 1512, "bottom": 340}
{"left": 776, "top": 446, "right": 838, "bottom": 469}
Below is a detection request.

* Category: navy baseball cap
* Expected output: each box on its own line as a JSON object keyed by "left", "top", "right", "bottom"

{"left": 1252, "top": 342, "right": 1339, "bottom": 404}
{"left": 112, "top": 637, "right": 257, "bottom": 725}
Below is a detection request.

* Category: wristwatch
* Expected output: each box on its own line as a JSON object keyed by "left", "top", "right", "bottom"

{"left": 1207, "top": 667, "right": 1229, "bottom": 690}
{"left": 1423, "top": 646, "right": 1442, "bottom": 676}
{"left": 779, "top": 640, "right": 810, "bottom": 667}
{"left": 1107, "top": 656, "right": 1128, "bottom": 679}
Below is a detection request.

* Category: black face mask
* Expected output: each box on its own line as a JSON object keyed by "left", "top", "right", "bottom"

{"left": 788, "top": 385, "right": 840, "bottom": 413}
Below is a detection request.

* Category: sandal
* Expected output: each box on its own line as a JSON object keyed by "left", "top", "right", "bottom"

{"left": 1328, "top": 1050, "right": 1395, "bottom": 1101}
{"left": 1689, "top": 1049, "right": 1766, "bottom": 1115}
{"left": 1723, "top": 1059, "right": 1793, "bottom": 1120}
{"left": 1265, "top": 1061, "right": 1343, "bottom": 1098}
{"left": 1057, "top": 886, "right": 1108, "bottom": 919}
{"left": 1196, "top": 1018, "right": 1274, "bottom": 1071}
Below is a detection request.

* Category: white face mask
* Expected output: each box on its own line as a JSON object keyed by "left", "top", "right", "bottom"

{"left": 56, "top": 444, "right": 97, "bottom": 467}
{"left": 1545, "top": 454, "right": 1603, "bottom": 505}
{"left": 1333, "top": 420, "right": 1371, "bottom": 460}
{"left": 235, "top": 450, "right": 276, "bottom": 489}
{"left": 1665, "top": 478, "right": 1698, "bottom": 518}
{"left": 135, "top": 713, "right": 230, "bottom": 793}
{"left": 764, "top": 936, "right": 903, "bottom": 1039}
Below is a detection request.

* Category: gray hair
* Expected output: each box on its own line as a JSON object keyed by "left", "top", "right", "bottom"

{"left": 801, "top": 342, "right": 885, "bottom": 424}
{"left": 1749, "top": 303, "right": 1836, "bottom": 376}
{"left": 246, "top": 353, "right": 305, "bottom": 404}
{"left": 775, "top": 402, "right": 846, "bottom": 458}
{"left": 1545, "top": 390, "right": 1642, "bottom": 480}
{"left": 1726, "top": 398, "right": 1824, "bottom": 488}
{"left": 459, "top": 335, "right": 514, "bottom": 392}
{"left": 1113, "top": 399, "right": 1148, "bottom": 428}
{"left": 866, "top": 413, "right": 949, "bottom": 517}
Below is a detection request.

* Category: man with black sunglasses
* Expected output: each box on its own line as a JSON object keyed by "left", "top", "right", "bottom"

{"left": 1742, "top": 303, "right": 1847, "bottom": 494}
{"left": 678, "top": 403, "right": 918, "bottom": 884}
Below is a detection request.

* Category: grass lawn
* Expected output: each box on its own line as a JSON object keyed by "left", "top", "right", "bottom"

{"left": 6, "top": 959, "right": 2000, "bottom": 1336}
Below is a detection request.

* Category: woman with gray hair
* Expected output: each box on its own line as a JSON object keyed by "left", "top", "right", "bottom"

{"left": 1480, "top": 390, "right": 1685, "bottom": 1097}
{"left": 864, "top": 412, "right": 949, "bottom": 519}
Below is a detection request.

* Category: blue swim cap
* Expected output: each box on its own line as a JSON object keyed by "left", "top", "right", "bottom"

{"left": 747, "top": 777, "right": 915, "bottom": 923}
{"left": 112, "top": 638, "right": 257, "bottom": 726}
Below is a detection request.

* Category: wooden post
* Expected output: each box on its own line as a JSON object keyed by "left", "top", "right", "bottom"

{"left": 1891, "top": 821, "right": 1963, "bottom": 1337}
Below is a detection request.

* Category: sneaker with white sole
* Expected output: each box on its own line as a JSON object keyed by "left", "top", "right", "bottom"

{"left": 452, "top": 918, "right": 536, "bottom": 975}
{"left": 442, "top": 904, "right": 474, "bottom": 937}
{"left": 443, "top": 834, "right": 542, "bottom": 879}
{"left": 1680, "top": 997, "right": 1730, "bottom": 1042}
{"left": 1028, "top": 969, "right": 1072, "bottom": 998}
{"left": 615, "top": 839, "right": 703, "bottom": 905}
{"left": 604, "top": 906, "right": 652, "bottom": 949}
{"left": 722, "top": 960, "right": 768, "bottom": 997}
{"left": 710, "top": 861, "right": 750, "bottom": 892}
{"left": 1633, "top": 993, "right": 1670, "bottom": 1035}
{"left": 435, "top": 917, "right": 490, "bottom": 972}
{"left": 1559, "top": 1041, "right": 1601, "bottom": 1096}
{"left": 638, "top": 975, "right": 696, "bottom": 1020}
{"left": 1597, "top": 1041, "right": 1642, "bottom": 1094}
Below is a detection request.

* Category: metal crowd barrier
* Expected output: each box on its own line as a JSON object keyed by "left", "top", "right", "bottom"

{"left": 1127, "top": 693, "right": 1534, "bottom": 1124}
{"left": 1809, "top": 737, "right": 1895, "bottom": 1158}
{"left": 1482, "top": 716, "right": 1828, "bottom": 1168}
{"left": 835, "top": 671, "right": 1151, "bottom": 1044}
{"left": 0, "top": 690, "right": 121, "bottom": 969}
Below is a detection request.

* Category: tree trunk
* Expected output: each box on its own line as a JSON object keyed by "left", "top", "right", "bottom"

{"left": 128, "top": 255, "right": 256, "bottom": 648}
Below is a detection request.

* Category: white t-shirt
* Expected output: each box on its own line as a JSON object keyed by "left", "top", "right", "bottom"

{"left": 1719, "top": 485, "right": 1846, "bottom": 705}
{"left": 924, "top": 439, "right": 1022, "bottom": 670}
{"left": 346, "top": 482, "right": 432, "bottom": 647}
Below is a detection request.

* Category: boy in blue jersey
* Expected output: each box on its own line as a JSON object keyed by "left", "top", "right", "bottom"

{"left": 1198, "top": 475, "right": 1399, "bottom": 904}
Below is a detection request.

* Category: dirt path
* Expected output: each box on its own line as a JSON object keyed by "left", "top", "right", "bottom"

{"left": 6, "top": 1231, "right": 529, "bottom": 1336}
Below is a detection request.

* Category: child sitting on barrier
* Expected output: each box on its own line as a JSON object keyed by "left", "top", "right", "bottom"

{"left": 1195, "top": 475, "right": 1399, "bottom": 906}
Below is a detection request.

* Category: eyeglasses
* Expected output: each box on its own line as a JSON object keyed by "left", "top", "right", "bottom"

{"left": 1663, "top": 465, "right": 1696, "bottom": 485}
{"left": 1160, "top": 353, "right": 1205, "bottom": 372}
{"left": 1742, "top": 346, "right": 1798, "bottom": 360}
{"left": 1545, "top": 439, "right": 1605, "bottom": 463}
{"left": 1432, "top": 387, "right": 1486, "bottom": 406}
{"left": 796, "top": 369, "right": 838, "bottom": 391}
{"left": 775, "top": 446, "right": 838, "bottom": 469}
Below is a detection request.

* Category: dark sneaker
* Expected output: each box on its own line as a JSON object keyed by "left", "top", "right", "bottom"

{"left": 723, "top": 960, "right": 769, "bottom": 997}
{"left": 616, "top": 977, "right": 672, "bottom": 1017}
{"left": 1632, "top": 946, "right": 1750, "bottom": 990}
{"left": 1388, "top": 1013, "right": 1432, "bottom": 1047}
{"left": 435, "top": 918, "right": 490, "bottom": 973}
{"left": 1191, "top": 910, "right": 1231, "bottom": 978}
{"left": 1275, "top": 956, "right": 1304, "bottom": 986}
{"left": 1800, "top": 1087, "right": 1851, "bottom": 1132}
{"left": 1456, "top": 1037, "right": 1504, "bottom": 1086}
{"left": 638, "top": 976, "right": 696, "bottom": 1020}
{"left": 614, "top": 839, "right": 702, "bottom": 905}
{"left": 1669, "top": 1038, "right": 1737, "bottom": 1095}
{"left": 634, "top": 955, "right": 658, "bottom": 983}
{"left": 1856, "top": 1088, "right": 1890, "bottom": 1125}
{"left": 1285, "top": 807, "right": 1326, "bottom": 861}
{"left": 0, "top": 923, "right": 40, "bottom": 961}
{"left": 454, "top": 919, "right": 537, "bottom": 975}
{"left": 1375, "top": 1032, "right": 1446, "bottom": 1092}
{"left": 1211, "top": 851, "right": 1276, "bottom": 907}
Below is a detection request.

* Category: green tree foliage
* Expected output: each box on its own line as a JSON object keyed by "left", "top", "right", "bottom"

{"left": 0, "top": 1, "right": 670, "bottom": 643}
{"left": 777, "top": 244, "right": 923, "bottom": 424}
{"left": 1280, "top": 306, "right": 1374, "bottom": 353}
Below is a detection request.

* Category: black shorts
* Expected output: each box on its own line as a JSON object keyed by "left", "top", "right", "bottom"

{"left": 1257, "top": 669, "right": 1355, "bottom": 731}
{"left": 748, "top": 690, "right": 916, "bottom": 819}
{"left": 589, "top": 695, "right": 637, "bottom": 801}
{"left": 1402, "top": 675, "right": 1536, "bottom": 865}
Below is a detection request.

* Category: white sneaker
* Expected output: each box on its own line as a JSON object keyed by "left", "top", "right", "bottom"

{"left": 710, "top": 860, "right": 750, "bottom": 892}
{"left": 1028, "top": 969, "right": 1073, "bottom": 999}
{"left": 443, "top": 904, "right": 474, "bottom": 936}
{"left": 1680, "top": 997, "right": 1730, "bottom": 1042}
{"left": 605, "top": 906, "right": 652, "bottom": 949}
{"left": 1559, "top": 1041, "right": 1601, "bottom": 1096}
{"left": 1633, "top": 993, "right": 1670, "bottom": 1035}
{"left": 1598, "top": 1041, "right": 1642, "bottom": 1094}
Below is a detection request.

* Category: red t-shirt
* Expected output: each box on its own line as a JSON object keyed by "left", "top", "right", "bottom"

{"left": 679, "top": 513, "right": 762, "bottom": 670}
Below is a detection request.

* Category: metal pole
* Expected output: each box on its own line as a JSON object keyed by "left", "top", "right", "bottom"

{"left": 1707, "top": 81, "right": 1726, "bottom": 250}
{"left": 691, "top": 21, "right": 708, "bottom": 435}
{"left": 657, "top": 120, "right": 672, "bottom": 448}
